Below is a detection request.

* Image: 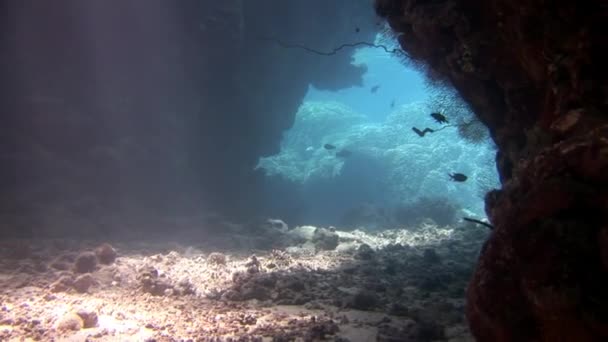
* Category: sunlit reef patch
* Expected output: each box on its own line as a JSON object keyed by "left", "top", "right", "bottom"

{"left": 256, "top": 100, "right": 500, "bottom": 220}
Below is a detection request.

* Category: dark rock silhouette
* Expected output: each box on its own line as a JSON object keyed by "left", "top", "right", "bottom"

{"left": 375, "top": 0, "right": 608, "bottom": 340}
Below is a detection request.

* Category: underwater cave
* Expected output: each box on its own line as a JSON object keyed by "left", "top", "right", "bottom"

{"left": 0, "top": 0, "right": 606, "bottom": 341}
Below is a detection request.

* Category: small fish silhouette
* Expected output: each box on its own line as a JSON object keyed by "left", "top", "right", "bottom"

{"left": 449, "top": 173, "right": 468, "bottom": 182}
{"left": 370, "top": 85, "right": 380, "bottom": 93}
{"left": 430, "top": 112, "right": 449, "bottom": 124}
{"left": 324, "top": 144, "right": 336, "bottom": 150}
{"left": 355, "top": 27, "right": 360, "bottom": 33}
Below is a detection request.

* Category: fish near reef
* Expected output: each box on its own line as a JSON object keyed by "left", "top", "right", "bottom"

{"left": 430, "top": 112, "right": 449, "bottom": 124}
{"left": 324, "top": 144, "right": 336, "bottom": 150}
{"left": 370, "top": 85, "right": 380, "bottom": 93}
{"left": 449, "top": 173, "right": 468, "bottom": 182}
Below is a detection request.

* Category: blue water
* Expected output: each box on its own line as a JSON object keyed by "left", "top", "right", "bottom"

{"left": 258, "top": 38, "right": 500, "bottom": 229}
{"left": 305, "top": 47, "right": 428, "bottom": 122}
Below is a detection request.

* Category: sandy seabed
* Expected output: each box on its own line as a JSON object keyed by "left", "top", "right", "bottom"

{"left": 0, "top": 220, "right": 489, "bottom": 341}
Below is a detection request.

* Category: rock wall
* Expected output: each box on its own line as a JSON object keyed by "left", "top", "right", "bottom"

{"left": 375, "top": 0, "right": 608, "bottom": 340}
{"left": 0, "top": 0, "right": 375, "bottom": 235}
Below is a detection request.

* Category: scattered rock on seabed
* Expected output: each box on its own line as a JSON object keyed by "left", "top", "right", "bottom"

{"left": 0, "top": 220, "right": 486, "bottom": 341}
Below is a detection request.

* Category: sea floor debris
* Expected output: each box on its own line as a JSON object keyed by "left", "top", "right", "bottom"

{"left": 0, "top": 220, "right": 488, "bottom": 341}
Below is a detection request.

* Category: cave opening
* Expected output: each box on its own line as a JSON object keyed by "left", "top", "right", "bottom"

{"left": 256, "top": 39, "right": 500, "bottom": 229}
{"left": 1, "top": 0, "right": 605, "bottom": 340}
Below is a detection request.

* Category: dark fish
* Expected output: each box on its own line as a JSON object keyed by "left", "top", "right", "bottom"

{"left": 355, "top": 27, "right": 360, "bottom": 33}
{"left": 449, "top": 173, "right": 468, "bottom": 182}
{"left": 430, "top": 112, "right": 449, "bottom": 124}
{"left": 412, "top": 127, "right": 434, "bottom": 137}
{"left": 336, "top": 149, "right": 352, "bottom": 158}
{"left": 324, "top": 144, "right": 336, "bottom": 150}
{"left": 390, "top": 99, "right": 395, "bottom": 108}
{"left": 370, "top": 85, "right": 380, "bottom": 93}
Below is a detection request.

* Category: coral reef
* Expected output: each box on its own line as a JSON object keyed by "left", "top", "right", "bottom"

{"left": 258, "top": 100, "right": 498, "bottom": 222}
{"left": 375, "top": 0, "right": 608, "bottom": 340}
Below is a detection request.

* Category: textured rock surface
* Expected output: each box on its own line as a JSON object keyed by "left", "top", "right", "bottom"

{"left": 375, "top": 0, "right": 608, "bottom": 340}
{"left": 0, "top": 222, "right": 485, "bottom": 340}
